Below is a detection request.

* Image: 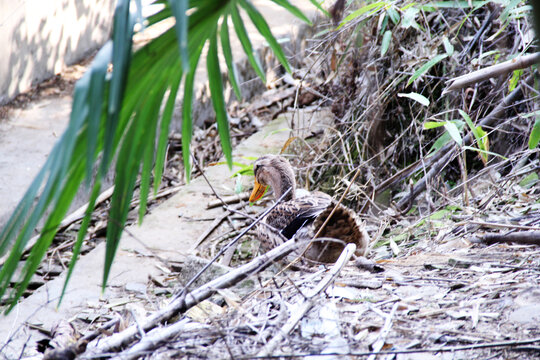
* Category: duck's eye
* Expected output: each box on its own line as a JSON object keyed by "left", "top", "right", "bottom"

{"left": 254, "top": 164, "right": 260, "bottom": 174}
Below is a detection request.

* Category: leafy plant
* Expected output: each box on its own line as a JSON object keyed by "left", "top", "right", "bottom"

{"left": 424, "top": 112, "right": 505, "bottom": 162}
{"left": 528, "top": 114, "right": 540, "bottom": 149}
{"left": 0, "top": 0, "right": 312, "bottom": 312}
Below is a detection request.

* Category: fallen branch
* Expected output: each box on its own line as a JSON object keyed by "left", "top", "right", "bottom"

{"left": 256, "top": 243, "right": 356, "bottom": 357}
{"left": 111, "top": 320, "right": 207, "bottom": 360}
{"left": 85, "top": 238, "right": 302, "bottom": 357}
{"left": 444, "top": 52, "right": 540, "bottom": 92}
{"left": 472, "top": 231, "right": 540, "bottom": 246}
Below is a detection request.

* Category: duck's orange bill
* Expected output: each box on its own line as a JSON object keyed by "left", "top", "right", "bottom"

{"left": 249, "top": 180, "right": 268, "bottom": 203}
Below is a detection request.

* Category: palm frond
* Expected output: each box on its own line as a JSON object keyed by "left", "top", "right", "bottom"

{"left": 0, "top": 0, "right": 315, "bottom": 312}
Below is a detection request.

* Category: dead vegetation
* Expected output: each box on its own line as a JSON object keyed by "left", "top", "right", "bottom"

{"left": 3, "top": 0, "right": 540, "bottom": 358}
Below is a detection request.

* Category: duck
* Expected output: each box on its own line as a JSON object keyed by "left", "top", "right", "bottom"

{"left": 249, "top": 154, "right": 369, "bottom": 263}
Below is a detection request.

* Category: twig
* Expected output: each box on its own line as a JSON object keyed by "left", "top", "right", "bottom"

{"left": 41, "top": 318, "right": 119, "bottom": 360}
{"left": 85, "top": 237, "right": 303, "bottom": 357}
{"left": 206, "top": 193, "right": 251, "bottom": 209}
{"left": 256, "top": 243, "right": 356, "bottom": 357}
{"left": 472, "top": 231, "right": 540, "bottom": 246}
{"left": 367, "top": 303, "right": 399, "bottom": 360}
{"left": 110, "top": 319, "right": 203, "bottom": 360}
{"left": 445, "top": 52, "right": 540, "bottom": 92}
{"left": 458, "top": 221, "right": 540, "bottom": 231}
{"left": 458, "top": 11, "right": 494, "bottom": 60}
{"left": 190, "top": 203, "right": 243, "bottom": 250}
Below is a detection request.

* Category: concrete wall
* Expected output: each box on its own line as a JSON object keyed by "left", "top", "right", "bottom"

{"left": 0, "top": 0, "right": 115, "bottom": 104}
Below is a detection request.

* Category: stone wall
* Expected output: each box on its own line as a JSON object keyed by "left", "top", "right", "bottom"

{"left": 0, "top": 0, "right": 115, "bottom": 104}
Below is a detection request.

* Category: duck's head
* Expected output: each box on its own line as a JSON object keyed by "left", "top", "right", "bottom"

{"left": 249, "top": 155, "right": 296, "bottom": 203}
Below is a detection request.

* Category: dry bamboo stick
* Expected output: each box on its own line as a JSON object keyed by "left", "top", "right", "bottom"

{"left": 111, "top": 319, "right": 207, "bottom": 360}
{"left": 85, "top": 238, "right": 302, "bottom": 356}
{"left": 367, "top": 303, "right": 399, "bottom": 360}
{"left": 444, "top": 52, "right": 540, "bottom": 93}
{"left": 256, "top": 243, "right": 356, "bottom": 357}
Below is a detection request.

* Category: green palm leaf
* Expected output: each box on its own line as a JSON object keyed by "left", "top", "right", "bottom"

{"left": 0, "top": 0, "right": 312, "bottom": 312}
{"left": 207, "top": 31, "right": 233, "bottom": 168}
{"left": 240, "top": 0, "right": 291, "bottom": 73}
{"left": 231, "top": 5, "right": 267, "bottom": 83}
{"left": 220, "top": 15, "right": 242, "bottom": 100}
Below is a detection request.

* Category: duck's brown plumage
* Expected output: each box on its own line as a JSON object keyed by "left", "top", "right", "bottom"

{"left": 250, "top": 155, "right": 369, "bottom": 263}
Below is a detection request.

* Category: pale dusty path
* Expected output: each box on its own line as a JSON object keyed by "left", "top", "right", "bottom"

{"left": 0, "top": 0, "right": 316, "bottom": 230}
{"left": 0, "top": 97, "right": 72, "bottom": 229}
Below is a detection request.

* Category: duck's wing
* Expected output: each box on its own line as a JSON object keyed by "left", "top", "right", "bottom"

{"left": 265, "top": 195, "right": 332, "bottom": 239}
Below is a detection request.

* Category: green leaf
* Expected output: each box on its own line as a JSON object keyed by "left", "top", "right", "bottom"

{"left": 207, "top": 32, "right": 233, "bottom": 168}
{"left": 462, "top": 146, "right": 506, "bottom": 160}
{"left": 103, "top": 114, "right": 145, "bottom": 290}
{"left": 401, "top": 7, "right": 420, "bottom": 29}
{"left": 529, "top": 116, "right": 540, "bottom": 149}
{"left": 240, "top": 0, "right": 291, "bottom": 74}
{"left": 60, "top": 177, "right": 103, "bottom": 306}
{"left": 458, "top": 109, "right": 488, "bottom": 157}
{"left": 444, "top": 121, "right": 462, "bottom": 146}
{"left": 270, "top": 0, "right": 312, "bottom": 24}
{"left": 86, "top": 42, "right": 111, "bottom": 184}
{"left": 387, "top": 7, "right": 400, "bottom": 24}
{"left": 474, "top": 126, "right": 489, "bottom": 163}
{"left": 508, "top": 69, "right": 523, "bottom": 92}
{"left": 381, "top": 30, "right": 392, "bottom": 56}
{"left": 427, "top": 120, "right": 464, "bottom": 154}
{"left": 182, "top": 27, "right": 207, "bottom": 182}
{"left": 0, "top": 77, "right": 88, "bottom": 306}
{"left": 7, "top": 162, "right": 85, "bottom": 313}
{"left": 442, "top": 36, "right": 454, "bottom": 55}
{"left": 231, "top": 5, "right": 266, "bottom": 83}
{"left": 398, "top": 92, "right": 430, "bottom": 106}
{"left": 424, "top": 121, "right": 446, "bottom": 129}
{"left": 519, "top": 172, "right": 539, "bottom": 188}
{"left": 138, "top": 76, "right": 169, "bottom": 224}
{"left": 407, "top": 54, "right": 448, "bottom": 86}
{"left": 101, "top": 0, "right": 134, "bottom": 178}
{"left": 458, "top": 110, "right": 475, "bottom": 130}
{"left": 0, "top": 0, "right": 312, "bottom": 311}
{"left": 168, "top": 0, "right": 189, "bottom": 71}
{"left": 220, "top": 16, "right": 242, "bottom": 100}
{"left": 425, "top": 1, "right": 487, "bottom": 9}
{"left": 154, "top": 70, "right": 183, "bottom": 193}
{"left": 182, "top": 71, "right": 196, "bottom": 182}
{"left": 339, "top": 2, "right": 386, "bottom": 28}
{"left": 499, "top": 0, "right": 522, "bottom": 22}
